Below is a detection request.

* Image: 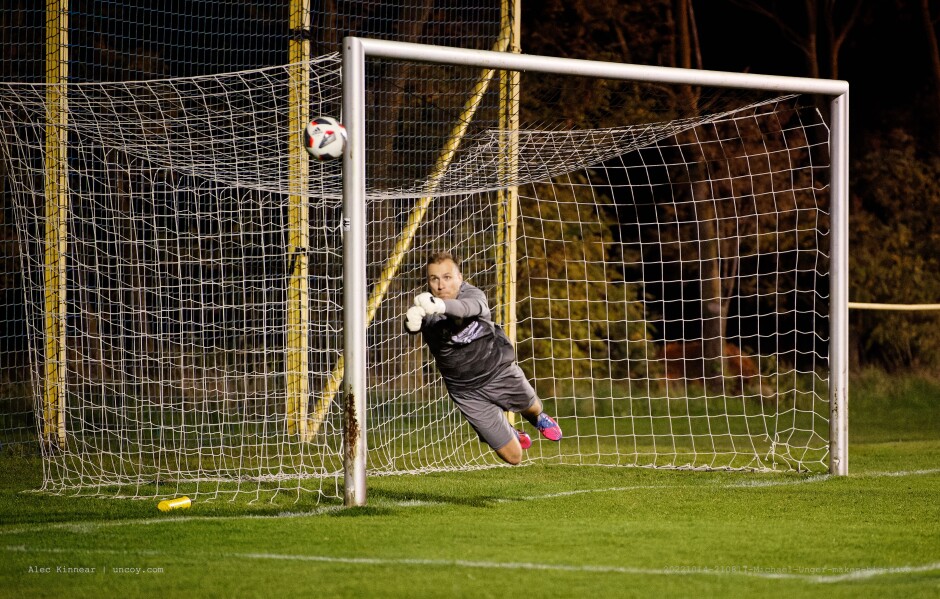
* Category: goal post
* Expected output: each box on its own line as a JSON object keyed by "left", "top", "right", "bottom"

{"left": 6, "top": 38, "right": 848, "bottom": 506}
{"left": 341, "top": 37, "right": 850, "bottom": 504}
{"left": 830, "top": 91, "right": 850, "bottom": 477}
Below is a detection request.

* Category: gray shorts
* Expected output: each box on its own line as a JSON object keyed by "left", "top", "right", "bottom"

{"left": 447, "top": 363, "right": 538, "bottom": 450}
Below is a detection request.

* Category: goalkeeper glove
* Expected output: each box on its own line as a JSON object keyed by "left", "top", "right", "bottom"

{"left": 415, "top": 292, "right": 446, "bottom": 315}
{"left": 405, "top": 306, "right": 426, "bottom": 332}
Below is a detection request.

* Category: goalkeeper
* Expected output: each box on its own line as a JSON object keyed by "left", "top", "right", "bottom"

{"left": 404, "top": 251, "right": 562, "bottom": 465}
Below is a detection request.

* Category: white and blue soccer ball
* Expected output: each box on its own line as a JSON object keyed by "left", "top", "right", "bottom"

{"left": 303, "top": 116, "right": 347, "bottom": 161}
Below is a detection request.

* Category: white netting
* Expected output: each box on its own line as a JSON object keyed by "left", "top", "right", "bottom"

{"left": 3, "top": 56, "right": 346, "bottom": 501}
{"left": 2, "top": 55, "right": 832, "bottom": 501}
{"left": 368, "top": 94, "right": 832, "bottom": 475}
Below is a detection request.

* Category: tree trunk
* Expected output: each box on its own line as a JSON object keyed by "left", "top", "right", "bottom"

{"left": 695, "top": 181, "right": 724, "bottom": 374}
{"left": 673, "top": 0, "right": 699, "bottom": 112}
{"left": 676, "top": 0, "right": 720, "bottom": 370}
{"left": 369, "top": 0, "right": 435, "bottom": 186}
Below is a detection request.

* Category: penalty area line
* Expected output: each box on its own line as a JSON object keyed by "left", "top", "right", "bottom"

{"left": 7, "top": 544, "right": 937, "bottom": 583}
{"left": 234, "top": 551, "right": 940, "bottom": 583}
{"left": 5, "top": 544, "right": 938, "bottom": 583}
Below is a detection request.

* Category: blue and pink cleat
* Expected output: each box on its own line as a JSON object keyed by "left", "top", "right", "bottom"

{"left": 536, "top": 413, "right": 563, "bottom": 441}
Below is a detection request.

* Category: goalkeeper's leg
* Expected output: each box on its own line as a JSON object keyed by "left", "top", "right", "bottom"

{"left": 496, "top": 363, "right": 563, "bottom": 442}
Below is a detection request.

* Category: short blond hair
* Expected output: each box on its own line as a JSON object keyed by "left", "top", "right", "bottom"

{"left": 426, "top": 251, "right": 460, "bottom": 270}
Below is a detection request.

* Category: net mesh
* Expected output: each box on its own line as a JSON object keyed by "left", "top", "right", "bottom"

{"left": 0, "top": 0, "right": 507, "bottom": 455}
{"left": 3, "top": 55, "right": 832, "bottom": 500}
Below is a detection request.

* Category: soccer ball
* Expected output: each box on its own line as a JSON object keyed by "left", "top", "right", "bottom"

{"left": 303, "top": 116, "right": 346, "bottom": 160}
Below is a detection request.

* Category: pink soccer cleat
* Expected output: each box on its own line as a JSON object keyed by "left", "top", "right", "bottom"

{"left": 535, "top": 413, "right": 562, "bottom": 441}
{"left": 516, "top": 429, "right": 532, "bottom": 450}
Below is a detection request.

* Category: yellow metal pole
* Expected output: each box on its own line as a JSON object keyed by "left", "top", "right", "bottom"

{"left": 286, "top": 0, "right": 311, "bottom": 438}
{"left": 497, "top": 0, "right": 521, "bottom": 344}
{"left": 43, "top": 0, "right": 68, "bottom": 449}
{"left": 307, "top": 33, "right": 512, "bottom": 438}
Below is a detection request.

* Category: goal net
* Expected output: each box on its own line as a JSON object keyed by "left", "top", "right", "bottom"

{"left": 4, "top": 44, "right": 846, "bottom": 502}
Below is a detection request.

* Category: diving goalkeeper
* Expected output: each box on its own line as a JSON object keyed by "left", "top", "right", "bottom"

{"left": 404, "top": 251, "right": 562, "bottom": 465}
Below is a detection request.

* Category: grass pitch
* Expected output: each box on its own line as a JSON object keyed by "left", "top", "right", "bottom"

{"left": 1, "top": 369, "right": 938, "bottom": 598}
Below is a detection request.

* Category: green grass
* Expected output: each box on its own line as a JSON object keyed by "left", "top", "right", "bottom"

{"left": 1, "top": 370, "right": 938, "bottom": 598}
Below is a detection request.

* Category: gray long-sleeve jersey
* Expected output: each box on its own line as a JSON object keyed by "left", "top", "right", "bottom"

{"left": 407, "top": 281, "right": 515, "bottom": 393}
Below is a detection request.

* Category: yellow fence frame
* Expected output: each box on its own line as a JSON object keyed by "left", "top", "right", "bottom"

{"left": 285, "top": 0, "right": 312, "bottom": 437}
{"left": 42, "top": 0, "right": 69, "bottom": 449}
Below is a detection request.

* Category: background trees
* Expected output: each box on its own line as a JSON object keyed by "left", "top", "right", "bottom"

{"left": 523, "top": 0, "right": 940, "bottom": 371}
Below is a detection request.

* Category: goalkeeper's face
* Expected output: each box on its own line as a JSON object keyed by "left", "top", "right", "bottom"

{"left": 427, "top": 259, "right": 463, "bottom": 300}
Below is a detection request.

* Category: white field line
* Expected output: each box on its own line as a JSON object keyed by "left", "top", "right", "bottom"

{"left": 5, "top": 544, "right": 939, "bottom": 583}
{"left": 231, "top": 552, "right": 940, "bottom": 583}
{"left": 1, "top": 467, "right": 936, "bottom": 537}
